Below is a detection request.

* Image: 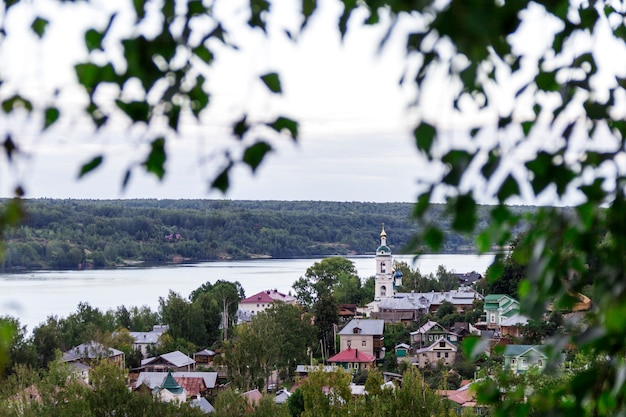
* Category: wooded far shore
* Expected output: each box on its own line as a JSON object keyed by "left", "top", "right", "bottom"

{"left": 1, "top": 199, "right": 534, "bottom": 270}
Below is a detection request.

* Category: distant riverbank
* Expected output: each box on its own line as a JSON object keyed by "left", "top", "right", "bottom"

{"left": 0, "top": 254, "right": 495, "bottom": 333}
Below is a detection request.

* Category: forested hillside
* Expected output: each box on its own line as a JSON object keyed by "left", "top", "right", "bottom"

{"left": 1, "top": 199, "right": 532, "bottom": 270}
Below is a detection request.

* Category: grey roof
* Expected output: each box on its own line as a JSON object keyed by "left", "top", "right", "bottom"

{"left": 275, "top": 389, "right": 292, "bottom": 404}
{"left": 414, "top": 338, "right": 458, "bottom": 354}
{"left": 500, "top": 314, "right": 529, "bottom": 326}
{"left": 295, "top": 365, "right": 343, "bottom": 374}
{"left": 136, "top": 372, "right": 218, "bottom": 389}
{"left": 129, "top": 331, "right": 162, "bottom": 344}
{"left": 142, "top": 350, "right": 195, "bottom": 368}
{"left": 190, "top": 396, "right": 215, "bottom": 413}
{"left": 338, "top": 319, "right": 384, "bottom": 336}
{"left": 63, "top": 341, "right": 123, "bottom": 362}
{"left": 195, "top": 349, "right": 216, "bottom": 356}
{"left": 410, "top": 320, "right": 446, "bottom": 335}
{"left": 394, "top": 288, "right": 484, "bottom": 310}
{"left": 379, "top": 297, "right": 425, "bottom": 311}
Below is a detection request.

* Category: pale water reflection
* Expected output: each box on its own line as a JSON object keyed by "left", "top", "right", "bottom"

{"left": 0, "top": 254, "right": 495, "bottom": 332}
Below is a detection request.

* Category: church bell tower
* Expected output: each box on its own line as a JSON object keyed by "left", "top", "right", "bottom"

{"left": 374, "top": 224, "right": 394, "bottom": 300}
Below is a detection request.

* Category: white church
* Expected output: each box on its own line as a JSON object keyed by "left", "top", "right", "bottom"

{"left": 367, "top": 225, "right": 403, "bottom": 313}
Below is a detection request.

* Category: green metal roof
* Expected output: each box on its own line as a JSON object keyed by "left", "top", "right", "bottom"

{"left": 161, "top": 370, "right": 184, "bottom": 394}
{"left": 503, "top": 345, "right": 547, "bottom": 358}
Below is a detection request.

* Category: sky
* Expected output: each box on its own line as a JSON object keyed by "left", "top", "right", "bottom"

{"left": 1, "top": 0, "right": 625, "bottom": 204}
{"left": 0, "top": 0, "right": 428, "bottom": 202}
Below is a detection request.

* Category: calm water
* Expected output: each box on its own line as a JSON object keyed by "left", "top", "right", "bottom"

{"left": 0, "top": 254, "right": 495, "bottom": 332}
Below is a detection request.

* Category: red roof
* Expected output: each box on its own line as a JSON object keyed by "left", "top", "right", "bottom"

{"left": 174, "top": 377, "right": 206, "bottom": 397}
{"left": 240, "top": 291, "right": 275, "bottom": 304}
{"left": 327, "top": 348, "right": 376, "bottom": 363}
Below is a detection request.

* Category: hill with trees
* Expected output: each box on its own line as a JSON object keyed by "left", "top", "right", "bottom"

{"left": 1, "top": 199, "right": 531, "bottom": 270}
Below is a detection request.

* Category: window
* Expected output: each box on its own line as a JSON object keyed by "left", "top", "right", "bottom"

{"left": 381, "top": 262, "right": 386, "bottom": 273}
{"left": 511, "top": 359, "right": 516, "bottom": 365}
{"left": 380, "top": 286, "right": 387, "bottom": 297}
{"left": 362, "top": 341, "right": 366, "bottom": 347}
{"left": 439, "top": 341, "right": 446, "bottom": 348}
{"left": 490, "top": 314, "right": 496, "bottom": 323}
{"left": 353, "top": 327, "right": 361, "bottom": 334}
{"left": 429, "top": 335, "right": 433, "bottom": 341}
{"left": 437, "top": 352, "right": 441, "bottom": 358}
{"left": 445, "top": 352, "right": 449, "bottom": 358}
{"left": 522, "top": 359, "right": 528, "bottom": 367}
{"left": 257, "top": 304, "right": 260, "bottom": 307}
{"left": 538, "top": 360, "right": 543, "bottom": 367}
{"left": 348, "top": 363, "right": 352, "bottom": 368}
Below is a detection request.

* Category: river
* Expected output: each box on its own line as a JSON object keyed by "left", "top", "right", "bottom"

{"left": 0, "top": 253, "right": 495, "bottom": 332}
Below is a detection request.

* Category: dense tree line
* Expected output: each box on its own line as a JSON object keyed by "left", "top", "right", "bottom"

{"left": 0, "top": 199, "right": 532, "bottom": 270}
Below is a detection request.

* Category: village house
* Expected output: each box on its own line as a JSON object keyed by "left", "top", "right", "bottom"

{"left": 478, "top": 294, "right": 521, "bottom": 331}
{"left": 449, "top": 322, "right": 481, "bottom": 342}
{"left": 193, "top": 349, "right": 216, "bottom": 367}
{"left": 410, "top": 320, "right": 459, "bottom": 349}
{"left": 139, "top": 350, "right": 196, "bottom": 372}
{"left": 129, "top": 325, "right": 169, "bottom": 358}
{"left": 437, "top": 380, "right": 484, "bottom": 414}
{"left": 153, "top": 370, "right": 187, "bottom": 403}
{"left": 412, "top": 338, "right": 458, "bottom": 368}
{"left": 327, "top": 347, "right": 377, "bottom": 373}
{"left": 62, "top": 341, "right": 125, "bottom": 371}
{"left": 503, "top": 345, "right": 549, "bottom": 374}
{"left": 500, "top": 314, "right": 529, "bottom": 338}
{"left": 237, "top": 289, "right": 297, "bottom": 319}
{"left": 338, "top": 319, "right": 385, "bottom": 360}
{"left": 372, "top": 287, "right": 484, "bottom": 320}
{"left": 134, "top": 371, "right": 219, "bottom": 398}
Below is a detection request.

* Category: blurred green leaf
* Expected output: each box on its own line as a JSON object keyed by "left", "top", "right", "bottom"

{"left": 3, "top": 135, "right": 17, "bottom": 162}
{"left": 211, "top": 164, "right": 232, "bottom": 193}
{"left": 442, "top": 150, "right": 473, "bottom": 186}
{"left": 2, "top": 95, "right": 33, "bottom": 113}
{"left": 497, "top": 175, "right": 520, "bottom": 202}
{"left": 193, "top": 45, "right": 214, "bottom": 64}
{"left": 115, "top": 100, "right": 150, "bottom": 123}
{"left": 167, "top": 104, "right": 181, "bottom": 131}
{"left": 268, "top": 116, "right": 298, "bottom": 140}
{"left": 423, "top": 226, "right": 443, "bottom": 251}
{"left": 78, "top": 155, "right": 104, "bottom": 178}
{"left": 142, "top": 138, "right": 166, "bottom": 179}
{"left": 242, "top": 141, "right": 272, "bottom": 173}
{"left": 44, "top": 107, "right": 60, "bottom": 130}
{"left": 189, "top": 75, "right": 209, "bottom": 118}
{"left": 31, "top": 17, "right": 48, "bottom": 38}
{"left": 260, "top": 72, "right": 282, "bottom": 94}
{"left": 249, "top": 0, "right": 270, "bottom": 31}
{"left": 132, "top": 0, "right": 146, "bottom": 21}
{"left": 450, "top": 194, "right": 476, "bottom": 232}
{"left": 85, "top": 29, "right": 104, "bottom": 52}
{"left": 414, "top": 122, "right": 435, "bottom": 155}
{"left": 233, "top": 115, "right": 249, "bottom": 140}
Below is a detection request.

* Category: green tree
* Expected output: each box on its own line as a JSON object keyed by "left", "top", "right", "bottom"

{"left": 221, "top": 316, "right": 278, "bottom": 391}
{"left": 158, "top": 290, "right": 206, "bottom": 348}
{"left": 262, "top": 303, "right": 316, "bottom": 380}
{"left": 313, "top": 293, "right": 339, "bottom": 359}
{"left": 300, "top": 369, "right": 352, "bottom": 417}
{"left": 0, "top": 316, "right": 37, "bottom": 376}
{"left": 32, "top": 316, "right": 63, "bottom": 368}
{"left": 436, "top": 265, "right": 458, "bottom": 292}
{"left": 293, "top": 257, "right": 357, "bottom": 308}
